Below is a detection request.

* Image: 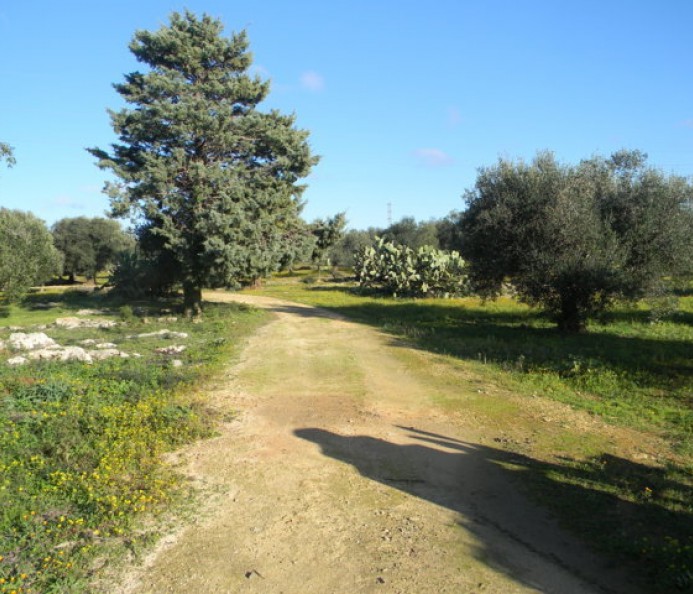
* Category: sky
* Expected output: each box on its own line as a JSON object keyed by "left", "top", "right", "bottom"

{"left": 1, "top": 1, "right": 692, "bottom": 230}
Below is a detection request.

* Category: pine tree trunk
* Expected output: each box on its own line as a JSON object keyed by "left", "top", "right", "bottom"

{"left": 183, "top": 282, "right": 203, "bottom": 319}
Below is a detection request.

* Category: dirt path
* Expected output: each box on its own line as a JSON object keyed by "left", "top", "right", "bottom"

{"left": 114, "top": 293, "right": 638, "bottom": 594}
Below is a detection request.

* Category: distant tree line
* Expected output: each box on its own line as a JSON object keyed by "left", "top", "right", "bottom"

{"left": 0, "top": 140, "right": 134, "bottom": 302}
{"left": 0, "top": 210, "right": 133, "bottom": 304}
{"left": 329, "top": 214, "right": 464, "bottom": 268}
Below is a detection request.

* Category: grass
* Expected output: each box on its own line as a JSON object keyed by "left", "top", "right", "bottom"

{"left": 249, "top": 270, "right": 693, "bottom": 593}
{"left": 0, "top": 289, "right": 268, "bottom": 593}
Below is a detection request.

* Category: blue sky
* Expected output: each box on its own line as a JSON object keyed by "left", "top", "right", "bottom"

{"left": 1, "top": 1, "right": 692, "bottom": 230}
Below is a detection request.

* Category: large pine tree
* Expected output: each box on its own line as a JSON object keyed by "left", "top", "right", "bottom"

{"left": 90, "top": 11, "right": 318, "bottom": 316}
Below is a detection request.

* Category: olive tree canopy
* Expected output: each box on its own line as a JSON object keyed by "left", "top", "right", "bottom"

{"left": 0, "top": 209, "right": 61, "bottom": 303}
{"left": 459, "top": 150, "right": 693, "bottom": 332}
{"left": 51, "top": 217, "right": 133, "bottom": 282}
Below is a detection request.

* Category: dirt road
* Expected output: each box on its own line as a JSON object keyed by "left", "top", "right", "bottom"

{"left": 114, "top": 293, "right": 638, "bottom": 594}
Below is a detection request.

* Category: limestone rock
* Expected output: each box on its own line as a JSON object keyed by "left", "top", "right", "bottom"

{"left": 55, "top": 317, "right": 117, "bottom": 329}
{"left": 28, "top": 346, "right": 93, "bottom": 363}
{"left": 7, "top": 356, "right": 28, "bottom": 366}
{"left": 9, "top": 332, "right": 57, "bottom": 350}
{"left": 88, "top": 348, "right": 129, "bottom": 361}
{"left": 155, "top": 345, "right": 187, "bottom": 355}
{"left": 131, "top": 329, "right": 188, "bottom": 340}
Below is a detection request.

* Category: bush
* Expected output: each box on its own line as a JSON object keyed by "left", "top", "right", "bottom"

{"left": 0, "top": 296, "right": 267, "bottom": 592}
{"left": 354, "top": 237, "right": 470, "bottom": 297}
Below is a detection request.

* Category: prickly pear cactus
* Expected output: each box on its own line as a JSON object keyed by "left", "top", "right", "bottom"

{"left": 354, "top": 237, "right": 470, "bottom": 297}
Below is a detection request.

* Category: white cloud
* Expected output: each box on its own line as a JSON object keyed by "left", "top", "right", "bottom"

{"left": 413, "top": 148, "right": 454, "bottom": 167}
{"left": 53, "top": 195, "right": 86, "bottom": 210}
{"left": 300, "top": 71, "right": 325, "bottom": 92}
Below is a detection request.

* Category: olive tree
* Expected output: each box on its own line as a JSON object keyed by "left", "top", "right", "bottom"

{"left": 51, "top": 217, "right": 133, "bottom": 282}
{"left": 329, "top": 228, "right": 378, "bottom": 268}
{"left": 310, "top": 212, "right": 346, "bottom": 273}
{"left": 459, "top": 150, "right": 693, "bottom": 332}
{"left": 381, "top": 216, "right": 440, "bottom": 250}
{"left": 0, "top": 209, "right": 61, "bottom": 302}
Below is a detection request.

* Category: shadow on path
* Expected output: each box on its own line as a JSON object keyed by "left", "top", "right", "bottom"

{"left": 265, "top": 303, "right": 346, "bottom": 321}
{"left": 295, "top": 425, "right": 657, "bottom": 594}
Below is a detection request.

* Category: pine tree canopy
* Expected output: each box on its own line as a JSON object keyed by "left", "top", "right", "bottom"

{"left": 89, "top": 11, "right": 318, "bottom": 316}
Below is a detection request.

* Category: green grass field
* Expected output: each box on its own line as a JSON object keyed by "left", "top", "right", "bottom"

{"left": 0, "top": 289, "right": 268, "bottom": 594}
{"left": 250, "top": 270, "right": 693, "bottom": 592}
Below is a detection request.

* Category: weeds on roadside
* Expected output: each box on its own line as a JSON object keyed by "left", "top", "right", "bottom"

{"left": 0, "top": 292, "right": 266, "bottom": 593}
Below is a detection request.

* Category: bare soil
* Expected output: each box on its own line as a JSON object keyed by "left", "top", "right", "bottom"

{"left": 112, "top": 293, "right": 644, "bottom": 594}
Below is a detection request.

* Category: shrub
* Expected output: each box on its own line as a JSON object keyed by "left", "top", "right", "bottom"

{"left": 354, "top": 237, "right": 470, "bottom": 297}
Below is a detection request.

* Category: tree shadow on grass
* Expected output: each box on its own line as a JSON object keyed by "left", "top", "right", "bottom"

{"left": 296, "top": 425, "right": 693, "bottom": 593}
{"left": 20, "top": 288, "right": 107, "bottom": 311}
{"left": 597, "top": 305, "right": 693, "bottom": 327}
{"left": 19, "top": 289, "right": 194, "bottom": 316}
{"left": 294, "top": 296, "right": 693, "bottom": 400}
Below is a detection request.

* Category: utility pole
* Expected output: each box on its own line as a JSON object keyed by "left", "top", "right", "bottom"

{"left": 387, "top": 202, "right": 392, "bottom": 226}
